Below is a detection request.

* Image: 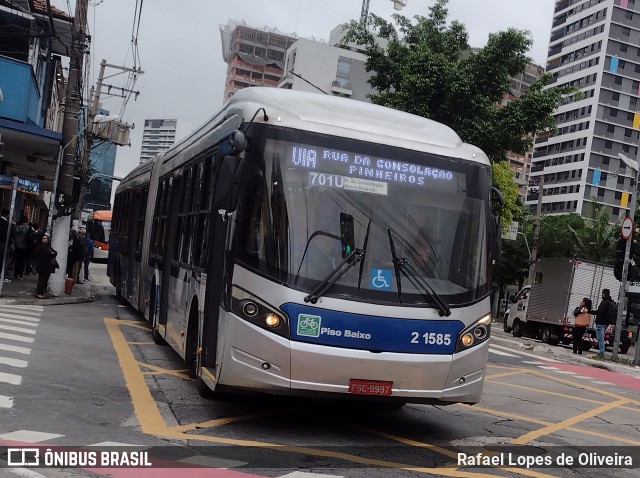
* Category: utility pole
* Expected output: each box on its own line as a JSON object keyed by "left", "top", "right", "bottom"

{"left": 74, "top": 60, "right": 140, "bottom": 219}
{"left": 613, "top": 153, "right": 640, "bottom": 363}
{"left": 50, "top": 0, "right": 89, "bottom": 296}
{"left": 527, "top": 176, "right": 544, "bottom": 285}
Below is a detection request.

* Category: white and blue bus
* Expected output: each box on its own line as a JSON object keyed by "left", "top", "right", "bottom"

{"left": 109, "top": 87, "right": 502, "bottom": 405}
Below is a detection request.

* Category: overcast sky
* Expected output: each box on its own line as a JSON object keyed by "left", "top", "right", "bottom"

{"left": 61, "top": 0, "right": 556, "bottom": 183}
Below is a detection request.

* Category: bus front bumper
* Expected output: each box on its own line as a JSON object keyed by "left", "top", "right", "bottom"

{"left": 216, "top": 314, "right": 488, "bottom": 405}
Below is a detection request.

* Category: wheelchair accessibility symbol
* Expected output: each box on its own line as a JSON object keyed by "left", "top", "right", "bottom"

{"left": 370, "top": 268, "right": 392, "bottom": 290}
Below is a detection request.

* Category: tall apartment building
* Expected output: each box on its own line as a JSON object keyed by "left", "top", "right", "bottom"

{"left": 139, "top": 119, "right": 177, "bottom": 164}
{"left": 504, "top": 64, "right": 546, "bottom": 200}
{"left": 527, "top": 0, "right": 640, "bottom": 222}
{"left": 219, "top": 20, "right": 297, "bottom": 101}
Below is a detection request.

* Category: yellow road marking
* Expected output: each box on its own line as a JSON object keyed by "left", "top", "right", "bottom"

{"left": 104, "top": 318, "right": 170, "bottom": 436}
{"left": 105, "top": 317, "right": 528, "bottom": 477}
{"left": 118, "top": 322, "right": 150, "bottom": 331}
{"left": 485, "top": 370, "right": 527, "bottom": 380}
{"left": 488, "top": 377, "right": 640, "bottom": 412}
{"left": 169, "top": 413, "right": 276, "bottom": 433}
{"left": 138, "top": 362, "right": 191, "bottom": 379}
{"left": 467, "top": 404, "right": 640, "bottom": 445}
{"left": 343, "top": 423, "right": 557, "bottom": 478}
{"left": 511, "top": 399, "right": 629, "bottom": 445}
{"left": 524, "top": 368, "right": 640, "bottom": 406}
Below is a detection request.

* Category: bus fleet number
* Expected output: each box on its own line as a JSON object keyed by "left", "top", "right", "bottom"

{"left": 410, "top": 332, "right": 451, "bottom": 346}
{"left": 309, "top": 172, "right": 344, "bottom": 188}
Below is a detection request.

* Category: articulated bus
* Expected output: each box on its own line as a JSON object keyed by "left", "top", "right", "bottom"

{"left": 109, "top": 88, "right": 502, "bottom": 405}
{"left": 86, "top": 210, "right": 112, "bottom": 260}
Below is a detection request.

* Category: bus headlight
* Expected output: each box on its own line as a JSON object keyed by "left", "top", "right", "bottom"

{"left": 232, "top": 286, "right": 289, "bottom": 338}
{"left": 455, "top": 314, "right": 491, "bottom": 352}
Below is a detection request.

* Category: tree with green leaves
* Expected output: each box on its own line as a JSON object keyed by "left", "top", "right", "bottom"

{"left": 569, "top": 199, "right": 618, "bottom": 264}
{"left": 344, "top": 0, "right": 576, "bottom": 223}
{"left": 345, "top": 0, "right": 573, "bottom": 162}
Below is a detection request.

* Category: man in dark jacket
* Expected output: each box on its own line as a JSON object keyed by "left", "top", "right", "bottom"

{"left": 0, "top": 208, "right": 10, "bottom": 278}
{"left": 592, "top": 288, "right": 614, "bottom": 357}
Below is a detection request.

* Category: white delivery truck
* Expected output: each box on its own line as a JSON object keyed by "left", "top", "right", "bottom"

{"left": 504, "top": 257, "right": 631, "bottom": 353}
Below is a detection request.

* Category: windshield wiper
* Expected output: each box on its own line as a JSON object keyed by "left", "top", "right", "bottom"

{"left": 304, "top": 249, "right": 365, "bottom": 304}
{"left": 357, "top": 218, "right": 372, "bottom": 290}
{"left": 387, "top": 228, "right": 451, "bottom": 317}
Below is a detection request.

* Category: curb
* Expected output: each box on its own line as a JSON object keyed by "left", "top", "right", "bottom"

{"left": 490, "top": 335, "right": 640, "bottom": 378}
{"left": 0, "top": 284, "right": 95, "bottom": 306}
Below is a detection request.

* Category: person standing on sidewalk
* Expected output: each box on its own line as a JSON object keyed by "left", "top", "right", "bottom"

{"left": 34, "top": 234, "right": 58, "bottom": 299}
{"left": 591, "top": 289, "right": 614, "bottom": 358}
{"left": 80, "top": 229, "right": 93, "bottom": 281}
{"left": 0, "top": 208, "right": 10, "bottom": 278}
{"left": 13, "top": 216, "right": 33, "bottom": 280}
{"left": 572, "top": 297, "right": 592, "bottom": 355}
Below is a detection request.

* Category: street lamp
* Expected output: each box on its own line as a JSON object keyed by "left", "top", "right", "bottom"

{"left": 615, "top": 153, "right": 639, "bottom": 364}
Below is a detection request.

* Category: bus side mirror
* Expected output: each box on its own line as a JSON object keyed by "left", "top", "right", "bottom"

{"left": 214, "top": 155, "right": 244, "bottom": 213}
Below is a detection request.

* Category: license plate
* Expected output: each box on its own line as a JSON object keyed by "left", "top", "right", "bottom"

{"left": 348, "top": 379, "right": 393, "bottom": 395}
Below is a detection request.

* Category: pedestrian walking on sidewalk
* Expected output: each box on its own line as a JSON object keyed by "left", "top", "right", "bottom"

{"left": 572, "top": 297, "right": 592, "bottom": 355}
{"left": 34, "top": 234, "right": 58, "bottom": 298}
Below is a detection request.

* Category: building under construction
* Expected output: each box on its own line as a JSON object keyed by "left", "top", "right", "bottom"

{"left": 219, "top": 20, "right": 298, "bottom": 101}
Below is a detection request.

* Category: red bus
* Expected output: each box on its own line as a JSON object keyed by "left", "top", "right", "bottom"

{"left": 86, "top": 210, "right": 112, "bottom": 260}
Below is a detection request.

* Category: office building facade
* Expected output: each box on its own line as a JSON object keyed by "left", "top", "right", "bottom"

{"left": 220, "top": 20, "right": 297, "bottom": 101}
{"left": 528, "top": 0, "right": 640, "bottom": 222}
{"left": 139, "top": 119, "right": 177, "bottom": 164}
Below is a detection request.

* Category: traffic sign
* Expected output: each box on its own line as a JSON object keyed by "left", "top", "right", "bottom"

{"left": 621, "top": 216, "right": 633, "bottom": 240}
{"left": 502, "top": 221, "right": 519, "bottom": 241}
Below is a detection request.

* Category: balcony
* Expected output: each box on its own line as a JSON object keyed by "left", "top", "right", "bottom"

{"left": 0, "top": 56, "right": 41, "bottom": 126}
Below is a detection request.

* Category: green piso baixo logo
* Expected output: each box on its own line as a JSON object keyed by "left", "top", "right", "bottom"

{"left": 297, "top": 314, "right": 321, "bottom": 337}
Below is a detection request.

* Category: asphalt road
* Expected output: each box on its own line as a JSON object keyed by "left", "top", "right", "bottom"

{"left": 1, "top": 265, "right": 639, "bottom": 477}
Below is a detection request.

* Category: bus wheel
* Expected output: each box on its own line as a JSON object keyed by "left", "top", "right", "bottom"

{"left": 512, "top": 320, "right": 522, "bottom": 338}
{"left": 150, "top": 283, "right": 167, "bottom": 346}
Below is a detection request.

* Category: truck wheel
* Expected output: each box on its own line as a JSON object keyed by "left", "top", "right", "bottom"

{"left": 503, "top": 320, "right": 512, "bottom": 333}
{"left": 581, "top": 342, "right": 592, "bottom": 352}
{"left": 542, "top": 327, "right": 551, "bottom": 344}
{"left": 512, "top": 320, "right": 522, "bottom": 338}
{"left": 620, "top": 346, "right": 630, "bottom": 354}
{"left": 561, "top": 337, "right": 571, "bottom": 346}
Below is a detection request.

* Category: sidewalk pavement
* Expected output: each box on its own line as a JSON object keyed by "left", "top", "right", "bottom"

{"left": 491, "top": 319, "right": 640, "bottom": 379}
{"left": 0, "top": 270, "right": 94, "bottom": 306}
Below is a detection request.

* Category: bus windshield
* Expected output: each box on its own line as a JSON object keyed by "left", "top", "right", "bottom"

{"left": 234, "top": 126, "right": 491, "bottom": 306}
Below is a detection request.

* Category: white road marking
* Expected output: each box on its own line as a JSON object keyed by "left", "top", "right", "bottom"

{"left": 591, "top": 381, "right": 614, "bottom": 385}
{"left": 0, "top": 324, "right": 36, "bottom": 335}
{"left": 521, "top": 361, "right": 545, "bottom": 365}
{"left": 537, "top": 366, "right": 560, "bottom": 370}
{"left": 489, "top": 344, "right": 560, "bottom": 362}
{"left": 489, "top": 348, "right": 521, "bottom": 357}
{"left": 0, "top": 317, "right": 39, "bottom": 327}
{"left": 554, "top": 371, "right": 577, "bottom": 375}
{"left": 0, "top": 343, "right": 31, "bottom": 354}
{"left": 0, "top": 356, "right": 28, "bottom": 368}
{"left": 0, "top": 332, "right": 35, "bottom": 343}
{"left": 0, "top": 394, "right": 14, "bottom": 408}
{"left": 0, "top": 311, "right": 42, "bottom": 319}
{"left": 0, "top": 371, "right": 22, "bottom": 385}
{"left": 0, "top": 430, "right": 64, "bottom": 442}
